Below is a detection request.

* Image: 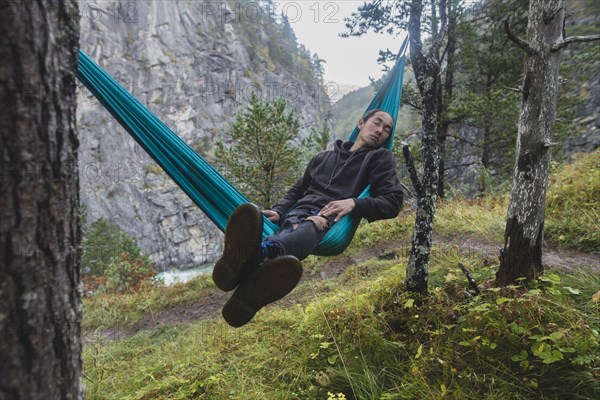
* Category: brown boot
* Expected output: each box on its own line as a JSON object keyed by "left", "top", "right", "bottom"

{"left": 212, "top": 203, "right": 263, "bottom": 292}
{"left": 222, "top": 256, "right": 303, "bottom": 327}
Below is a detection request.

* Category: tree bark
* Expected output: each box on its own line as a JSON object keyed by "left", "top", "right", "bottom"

{"left": 496, "top": 0, "right": 564, "bottom": 285}
{"left": 479, "top": 72, "right": 494, "bottom": 195}
{"left": 0, "top": 2, "right": 82, "bottom": 399}
{"left": 436, "top": 0, "right": 457, "bottom": 199}
{"left": 405, "top": 0, "right": 446, "bottom": 293}
{"left": 481, "top": 70, "right": 495, "bottom": 172}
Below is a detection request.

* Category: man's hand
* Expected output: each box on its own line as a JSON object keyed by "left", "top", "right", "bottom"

{"left": 262, "top": 210, "right": 280, "bottom": 222}
{"left": 318, "top": 199, "right": 356, "bottom": 222}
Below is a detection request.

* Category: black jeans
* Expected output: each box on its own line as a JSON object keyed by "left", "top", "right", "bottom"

{"left": 264, "top": 208, "right": 335, "bottom": 261}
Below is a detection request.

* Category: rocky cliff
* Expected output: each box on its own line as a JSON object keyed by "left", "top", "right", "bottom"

{"left": 77, "top": 0, "right": 329, "bottom": 269}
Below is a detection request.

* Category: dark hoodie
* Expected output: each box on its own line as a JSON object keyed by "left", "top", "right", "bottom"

{"left": 271, "top": 140, "right": 403, "bottom": 223}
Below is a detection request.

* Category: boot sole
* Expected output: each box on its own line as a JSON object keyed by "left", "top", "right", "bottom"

{"left": 222, "top": 256, "right": 303, "bottom": 328}
{"left": 212, "top": 203, "right": 263, "bottom": 292}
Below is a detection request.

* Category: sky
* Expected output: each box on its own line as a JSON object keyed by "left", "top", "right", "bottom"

{"left": 275, "top": 1, "right": 407, "bottom": 89}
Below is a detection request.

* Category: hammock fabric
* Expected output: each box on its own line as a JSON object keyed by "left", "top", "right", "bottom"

{"left": 76, "top": 37, "right": 408, "bottom": 256}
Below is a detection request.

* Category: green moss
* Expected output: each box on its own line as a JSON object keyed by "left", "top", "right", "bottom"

{"left": 144, "top": 163, "right": 164, "bottom": 175}
{"left": 164, "top": 51, "right": 176, "bottom": 63}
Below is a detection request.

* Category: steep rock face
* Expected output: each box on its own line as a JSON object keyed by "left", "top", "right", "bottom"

{"left": 77, "top": 1, "right": 327, "bottom": 269}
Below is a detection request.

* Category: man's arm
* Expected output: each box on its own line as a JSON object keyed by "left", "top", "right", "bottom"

{"left": 352, "top": 150, "right": 403, "bottom": 222}
{"left": 265, "top": 156, "right": 315, "bottom": 221}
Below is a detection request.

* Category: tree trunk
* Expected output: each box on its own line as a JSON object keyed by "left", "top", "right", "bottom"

{"left": 0, "top": 2, "right": 82, "bottom": 399}
{"left": 405, "top": 0, "right": 446, "bottom": 293}
{"left": 437, "top": 129, "right": 447, "bottom": 198}
{"left": 479, "top": 72, "right": 494, "bottom": 195}
{"left": 436, "top": 0, "right": 457, "bottom": 199}
{"left": 481, "top": 126, "right": 492, "bottom": 169}
{"left": 496, "top": 0, "right": 565, "bottom": 286}
{"left": 481, "top": 71, "right": 495, "bottom": 172}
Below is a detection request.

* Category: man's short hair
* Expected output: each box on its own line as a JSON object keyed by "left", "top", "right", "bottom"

{"left": 362, "top": 109, "right": 393, "bottom": 123}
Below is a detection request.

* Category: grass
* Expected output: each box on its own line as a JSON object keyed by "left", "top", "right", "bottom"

{"left": 83, "top": 274, "right": 214, "bottom": 331}
{"left": 83, "top": 153, "right": 600, "bottom": 399}
{"left": 351, "top": 195, "right": 508, "bottom": 256}
{"left": 434, "top": 195, "right": 507, "bottom": 244}
{"left": 353, "top": 149, "right": 599, "bottom": 254}
{"left": 545, "top": 150, "right": 600, "bottom": 253}
{"left": 83, "top": 246, "right": 599, "bottom": 399}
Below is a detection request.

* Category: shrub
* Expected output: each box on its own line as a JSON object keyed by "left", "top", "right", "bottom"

{"left": 83, "top": 217, "right": 147, "bottom": 275}
{"left": 82, "top": 218, "right": 157, "bottom": 293}
{"left": 104, "top": 252, "right": 156, "bottom": 293}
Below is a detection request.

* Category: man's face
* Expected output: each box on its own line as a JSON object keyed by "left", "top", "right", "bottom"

{"left": 357, "top": 111, "right": 394, "bottom": 149}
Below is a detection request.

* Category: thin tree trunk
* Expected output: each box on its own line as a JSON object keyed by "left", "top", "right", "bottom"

{"left": 496, "top": 0, "right": 564, "bottom": 285}
{"left": 481, "top": 71, "right": 495, "bottom": 171}
{"left": 437, "top": 128, "right": 447, "bottom": 198}
{"left": 437, "top": 0, "right": 457, "bottom": 199}
{"left": 405, "top": 0, "right": 446, "bottom": 293}
{"left": 0, "top": 2, "right": 82, "bottom": 399}
{"left": 480, "top": 72, "right": 494, "bottom": 195}
{"left": 481, "top": 126, "right": 492, "bottom": 169}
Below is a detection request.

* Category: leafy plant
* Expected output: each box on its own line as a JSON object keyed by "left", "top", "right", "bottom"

{"left": 83, "top": 218, "right": 145, "bottom": 275}
{"left": 82, "top": 217, "right": 157, "bottom": 293}
{"left": 104, "top": 252, "right": 156, "bottom": 294}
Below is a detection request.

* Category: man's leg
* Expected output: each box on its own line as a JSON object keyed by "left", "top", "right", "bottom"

{"left": 264, "top": 214, "right": 332, "bottom": 261}
{"left": 221, "top": 255, "right": 302, "bottom": 327}
{"left": 212, "top": 203, "right": 263, "bottom": 292}
{"left": 221, "top": 211, "right": 334, "bottom": 327}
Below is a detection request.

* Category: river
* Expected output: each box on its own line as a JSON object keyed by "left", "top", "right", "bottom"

{"left": 156, "top": 262, "right": 214, "bottom": 286}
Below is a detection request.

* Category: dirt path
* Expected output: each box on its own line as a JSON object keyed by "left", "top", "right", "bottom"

{"left": 434, "top": 234, "right": 600, "bottom": 273}
{"left": 87, "top": 236, "right": 599, "bottom": 342}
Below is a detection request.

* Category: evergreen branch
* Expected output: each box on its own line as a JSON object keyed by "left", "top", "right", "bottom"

{"left": 401, "top": 141, "right": 423, "bottom": 197}
{"left": 552, "top": 35, "right": 600, "bottom": 51}
{"left": 504, "top": 19, "right": 537, "bottom": 56}
{"left": 403, "top": 99, "right": 423, "bottom": 112}
{"left": 444, "top": 115, "right": 467, "bottom": 125}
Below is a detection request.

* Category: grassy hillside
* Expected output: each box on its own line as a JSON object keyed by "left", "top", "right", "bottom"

{"left": 83, "top": 260, "right": 599, "bottom": 399}
{"left": 83, "top": 152, "right": 600, "bottom": 399}
{"left": 545, "top": 151, "right": 600, "bottom": 253}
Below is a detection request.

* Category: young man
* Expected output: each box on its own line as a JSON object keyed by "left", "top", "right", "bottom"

{"left": 213, "top": 110, "right": 403, "bottom": 327}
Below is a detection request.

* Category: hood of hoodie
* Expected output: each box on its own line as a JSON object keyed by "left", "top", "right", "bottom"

{"left": 324, "top": 140, "right": 373, "bottom": 189}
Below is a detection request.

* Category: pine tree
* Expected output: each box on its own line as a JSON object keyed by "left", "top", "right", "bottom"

{"left": 215, "top": 94, "right": 303, "bottom": 208}
{"left": 312, "top": 53, "right": 326, "bottom": 83}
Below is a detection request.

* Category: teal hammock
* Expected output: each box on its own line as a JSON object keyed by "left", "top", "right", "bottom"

{"left": 76, "top": 37, "right": 408, "bottom": 256}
